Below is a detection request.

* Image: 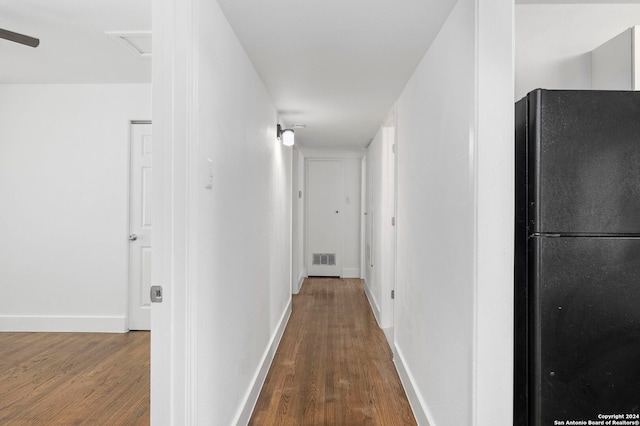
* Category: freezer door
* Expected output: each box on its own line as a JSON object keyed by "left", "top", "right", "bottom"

{"left": 529, "top": 236, "right": 640, "bottom": 424}
{"left": 528, "top": 90, "right": 640, "bottom": 234}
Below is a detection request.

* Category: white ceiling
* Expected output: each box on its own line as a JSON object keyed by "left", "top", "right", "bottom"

{"left": 216, "top": 0, "right": 458, "bottom": 148}
{"left": 0, "top": 0, "right": 457, "bottom": 149}
{"left": 0, "top": 0, "right": 151, "bottom": 84}
{"left": 3, "top": 1, "right": 623, "bottom": 148}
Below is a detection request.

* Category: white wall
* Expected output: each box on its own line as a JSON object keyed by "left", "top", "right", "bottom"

{"left": 341, "top": 157, "right": 361, "bottom": 278}
{"left": 392, "top": 0, "right": 513, "bottom": 424}
{"left": 515, "top": 3, "right": 640, "bottom": 100}
{"left": 395, "top": 1, "right": 476, "bottom": 422}
{"left": 300, "top": 148, "right": 363, "bottom": 279}
{"left": 0, "top": 84, "right": 151, "bottom": 332}
{"left": 193, "top": 1, "right": 292, "bottom": 424}
{"left": 591, "top": 27, "right": 634, "bottom": 90}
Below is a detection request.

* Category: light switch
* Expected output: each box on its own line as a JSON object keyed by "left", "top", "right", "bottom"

{"left": 205, "top": 158, "right": 214, "bottom": 189}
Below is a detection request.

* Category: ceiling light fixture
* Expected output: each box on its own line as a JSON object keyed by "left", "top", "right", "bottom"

{"left": 277, "top": 124, "right": 295, "bottom": 146}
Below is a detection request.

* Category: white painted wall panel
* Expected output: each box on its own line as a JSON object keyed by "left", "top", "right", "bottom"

{"left": 395, "top": 1, "right": 476, "bottom": 423}
{"left": 475, "top": 0, "right": 515, "bottom": 422}
{"left": 0, "top": 84, "right": 151, "bottom": 332}
{"left": 341, "top": 158, "right": 362, "bottom": 278}
{"left": 393, "top": 0, "right": 513, "bottom": 424}
{"left": 592, "top": 28, "right": 633, "bottom": 90}
{"left": 515, "top": 4, "right": 640, "bottom": 100}
{"left": 193, "top": 1, "right": 292, "bottom": 424}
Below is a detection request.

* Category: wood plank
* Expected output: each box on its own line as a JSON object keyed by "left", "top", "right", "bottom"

{"left": 0, "top": 331, "right": 149, "bottom": 425}
{"left": 250, "top": 278, "right": 417, "bottom": 425}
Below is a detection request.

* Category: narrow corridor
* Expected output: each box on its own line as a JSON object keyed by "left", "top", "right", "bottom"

{"left": 249, "top": 278, "right": 416, "bottom": 425}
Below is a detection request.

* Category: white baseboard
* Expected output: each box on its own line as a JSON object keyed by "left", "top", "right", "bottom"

{"left": 342, "top": 267, "right": 361, "bottom": 278}
{"left": 234, "top": 298, "right": 292, "bottom": 425}
{"left": 394, "top": 344, "right": 434, "bottom": 426}
{"left": 0, "top": 315, "right": 127, "bottom": 333}
{"left": 363, "top": 279, "right": 382, "bottom": 327}
{"left": 383, "top": 327, "right": 394, "bottom": 350}
{"left": 294, "top": 273, "right": 306, "bottom": 294}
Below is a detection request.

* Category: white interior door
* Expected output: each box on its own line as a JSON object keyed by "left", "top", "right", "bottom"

{"left": 307, "top": 159, "right": 342, "bottom": 276}
{"left": 128, "top": 122, "right": 152, "bottom": 330}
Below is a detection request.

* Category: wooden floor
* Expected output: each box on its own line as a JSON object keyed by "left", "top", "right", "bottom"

{"left": 250, "top": 278, "right": 417, "bottom": 425}
{"left": 0, "top": 331, "right": 149, "bottom": 425}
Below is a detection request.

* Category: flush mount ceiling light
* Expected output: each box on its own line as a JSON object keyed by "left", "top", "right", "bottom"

{"left": 106, "top": 31, "right": 152, "bottom": 58}
{"left": 277, "top": 124, "right": 295, "bottom": 147}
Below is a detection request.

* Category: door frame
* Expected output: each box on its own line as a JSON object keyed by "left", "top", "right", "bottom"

{"left": 127, "top": 120, "right": 153, "bottom": 331}
{"left": 151, "top": 0, "right": 199, "bottom": 423}
{"left": 380, "top": 107, "right": 398, "bottom": 340}
{"left": 382, "top": 115, "right": 398, "bottom": 344}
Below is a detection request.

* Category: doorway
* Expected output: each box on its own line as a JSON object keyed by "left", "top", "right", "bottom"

{"left": 306, "top": 159, "right": 343, "bottom": 277}
{"left": 128, "top": 121, "right": 153, "bottom": 330}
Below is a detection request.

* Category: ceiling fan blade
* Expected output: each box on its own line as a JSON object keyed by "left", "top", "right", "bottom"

{"left": 0, "top": 28, "right": 39, "bottom": 48}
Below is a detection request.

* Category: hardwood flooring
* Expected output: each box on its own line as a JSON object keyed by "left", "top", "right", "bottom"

{"left": 250, "top": 277, "right": 417, "bottom": 426}
{"left": 0, "top": 331, "right": 149, "bottom": 425}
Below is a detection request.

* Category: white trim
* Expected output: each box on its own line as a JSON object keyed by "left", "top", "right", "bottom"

{"left": 364, "top": 278, "right": 394, "bottom": 353}
{"left": 151, "top": 0, "right": 200, "bottom": 423}
{"left": 342, "top": 267, "right": 361, "bottom": 278}
{"left": 363, "top": 279, "right": 382, "bottom": 327}
{"left": 360, "top": 156, "right": 367, "bottom": 279}
{"left": 185, "top": 0, "right": 201, "bottom": 421}
{"left": 106, "top": 31, "right": 153, "bottom": 58}
{"left": 305, "top": 158, "right": 344, "bottom": 277}
{"left": 382, "top": 327, "right": 394, "bottom": 350}
{"left": 473, "top": 0, "right": 514, "bottom": 424}
{"left": 294, "top": 272, "right": 306, "bottom": 294}
{"left": 234, "top": 299, "right": 293, "bottom": 425}
{"left": 127, "top": 121, "right": 153, "bottom": 332}
{"left": 633, "top": 26, "right": 640, "bottom": 90}
{"left": 299, "top": 147, "right": 366, "bottom": 159}
{"left": 394, "top": 344, "right": 435, "bottom": 426}
{"left": 0, "top": 315, "right": 127, "bottom": 333}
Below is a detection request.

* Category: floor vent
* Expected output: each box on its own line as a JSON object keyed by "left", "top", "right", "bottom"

{"left": 312, "top": 253, "right": 336, "bottom": 266}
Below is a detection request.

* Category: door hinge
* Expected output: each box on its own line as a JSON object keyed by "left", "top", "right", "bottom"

{"left": 392, "top": 143, "right": 396, "bottom": 154}
{"left": 391, "top": 290, "right": 395, "bottom": 299}
{"left": 391, "top": 217, "right": 395, "bottom": 226}
{"left": 150, "top": 285, "right": 163, "bottom": 303}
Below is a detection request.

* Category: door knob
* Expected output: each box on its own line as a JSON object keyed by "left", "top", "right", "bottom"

{"left": 129, "top": 234, "right": 138, "bottom": 241}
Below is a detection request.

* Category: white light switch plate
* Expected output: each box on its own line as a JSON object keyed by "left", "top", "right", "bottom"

{"left": 205, "top": 158, "right": 214, "bottom": 189}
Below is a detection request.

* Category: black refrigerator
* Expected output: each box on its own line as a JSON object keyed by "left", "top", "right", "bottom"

{"left": 515, "top": 89, "right": 640, "bottom": 425}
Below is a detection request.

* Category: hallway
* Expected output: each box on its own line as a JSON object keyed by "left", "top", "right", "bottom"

{"left": 0, "top": 0, "right": 516, "bottom": 422}
{"left": 250, "top": 278, "right": 416, "bottom": 425}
